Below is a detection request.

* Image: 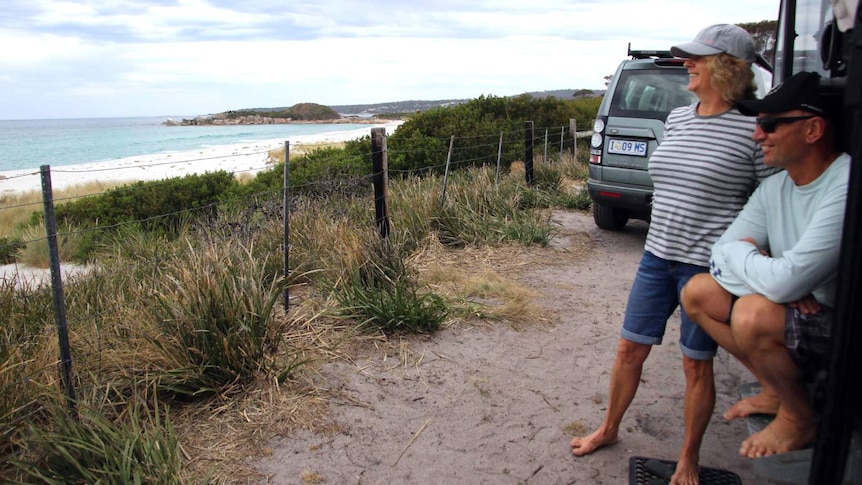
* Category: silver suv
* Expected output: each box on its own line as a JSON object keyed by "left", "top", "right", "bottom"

{"left": 587, "top": 46, "right": 771, "bottom": 230}
{"left": 587, "top": 47, "right": 696, "bottom": 230}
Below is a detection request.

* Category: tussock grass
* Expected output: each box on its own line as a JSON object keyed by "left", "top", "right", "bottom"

{"left": 12, "top": 399, "right": 183, "bottom": 485}
{"left": 0, "top": 157, "right": 593, "bottom": 482}
{"left": 145, "top": 238, "right": 291, "bottom": 398}
{"left": 17, "top": 222, "right": 87, "bottom": 268}
{"left": 330, "top": 235, "right": 448, "bottom": 334}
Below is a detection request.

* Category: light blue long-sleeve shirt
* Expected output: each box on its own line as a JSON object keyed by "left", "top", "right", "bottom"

{"left": 709, "top": 153, "right": 850, "bottom": 307}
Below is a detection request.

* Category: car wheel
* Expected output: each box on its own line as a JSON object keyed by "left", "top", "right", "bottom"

{"left": 593, "top": 202, "right": 628, "bottom": 230}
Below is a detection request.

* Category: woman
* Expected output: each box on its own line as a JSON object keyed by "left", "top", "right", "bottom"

{"left": 570, "top": 24, "right": 778, "bottom": 485}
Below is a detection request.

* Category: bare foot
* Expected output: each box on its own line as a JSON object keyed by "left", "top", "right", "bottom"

{"left": 724, "top": 392, "right": 779, "bottom": 420}
{"left": 669, "top": 456, "right": 699, "bottom": 485}
{"left": 739, "top": 414, "right": 816, "bottom": 458}
{"left": 570, "top": 428, "right": 618, "bottom": 456}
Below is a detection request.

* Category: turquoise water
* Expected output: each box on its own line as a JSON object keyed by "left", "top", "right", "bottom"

{"left": 0, "top": 117, "right": 378, "bottom": 172}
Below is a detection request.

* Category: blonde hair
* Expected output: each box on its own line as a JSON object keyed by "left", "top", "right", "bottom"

{"left": 704, "top": 53, "right": 756, "bottom": 104}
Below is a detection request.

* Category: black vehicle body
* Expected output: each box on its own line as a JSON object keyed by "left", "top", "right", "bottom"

{"left": 772, "top": 0, "right": 862, "bottom": 483}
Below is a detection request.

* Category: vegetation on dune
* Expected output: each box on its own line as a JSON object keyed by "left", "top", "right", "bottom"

{"left": 0, "top": 91, "right": 598, "bottom": 482}
{"left": 228, "top": 102, "right": 342, "bottom": 121}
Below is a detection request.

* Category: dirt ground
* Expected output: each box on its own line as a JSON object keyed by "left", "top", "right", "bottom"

{"left": 254, "top": 210, "right": 786, "bottom": 485}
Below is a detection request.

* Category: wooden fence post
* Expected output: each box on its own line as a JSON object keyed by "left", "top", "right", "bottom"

{"left": 524, "top": 121, "right": 534, "bottom": 185}
{"left": 570, "top": 119, "right": 578, "bottom": 160}
{"left": 371, "top": 128, "right": 390, "bottom": 239}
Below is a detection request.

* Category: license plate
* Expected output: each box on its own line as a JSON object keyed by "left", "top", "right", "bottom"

{"left": 607, "top": 139, "right": 647, "bottom": 157}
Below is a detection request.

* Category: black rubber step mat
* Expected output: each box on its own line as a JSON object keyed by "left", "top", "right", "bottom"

{"left": 629, "top": 456, "right": 743, "bottom": 485}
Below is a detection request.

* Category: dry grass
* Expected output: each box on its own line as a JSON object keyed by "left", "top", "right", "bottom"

{"left": 0, "top": 159, "right": 596, "bottom": 482}
{"left": 0, "top": 179, "right": 133, "bottom": 237}
{"left": 267, "top": 141, "right": 347, "bottom": 163}
{"left": 562, "top": 420, "right": 589, "bottom": 437}
{"left": 151, "top": 229, "right": 589, "bottom": 482}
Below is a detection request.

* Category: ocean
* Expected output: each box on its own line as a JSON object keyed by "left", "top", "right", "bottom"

{"left": 0, "top": 116, "right": 380, "bottom": 172}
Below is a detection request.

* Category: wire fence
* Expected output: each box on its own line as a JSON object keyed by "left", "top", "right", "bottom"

{"left": 0, "top": 119, "right": 593, "bottom": 412}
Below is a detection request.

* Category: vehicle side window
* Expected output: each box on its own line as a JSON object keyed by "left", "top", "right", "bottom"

{"left": 609, "top": 69, "right": 696, "bottom": 120}
{"left": 774, "top": 0, "right": 833, "bottom": 79}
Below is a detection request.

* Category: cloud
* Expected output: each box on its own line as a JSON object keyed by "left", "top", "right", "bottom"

{"left": 0, "top": 0, "right": 780, "bottom": 119}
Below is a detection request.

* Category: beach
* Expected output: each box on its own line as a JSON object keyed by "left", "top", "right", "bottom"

{"left": 0, "top": 119, "right": 403, "bottom": 289}
{"left": 0, "top": 119, "right": 778, "bottom": 483}
{"left": 0, "top": 120, "right": 404, "bottom": 196}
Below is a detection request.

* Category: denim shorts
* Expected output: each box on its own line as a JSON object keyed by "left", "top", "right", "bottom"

{"left": 621, "top": 251, "right": 717, "bottom": 360}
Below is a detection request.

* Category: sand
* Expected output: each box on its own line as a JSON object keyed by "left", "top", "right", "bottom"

{"left": 254, "top": 211, "right": 784, "bottom": 485}
{"left": 0, "top": 120, "right": 404, "bottom": 196}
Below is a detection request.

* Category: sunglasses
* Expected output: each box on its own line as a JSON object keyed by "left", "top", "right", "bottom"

{"left": 755, "top": 115, "right": 816, "bottom": 133}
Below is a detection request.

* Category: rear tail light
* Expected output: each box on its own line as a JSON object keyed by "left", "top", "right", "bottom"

{"left": 590, "top": 117, "right": 607, "bottom": 165}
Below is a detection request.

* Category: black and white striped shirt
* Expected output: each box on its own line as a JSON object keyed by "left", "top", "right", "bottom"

{"left": 644, "top": 104, "right": 779, "bottom": 267}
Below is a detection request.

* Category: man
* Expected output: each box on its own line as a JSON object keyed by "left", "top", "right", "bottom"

{"left": 681, "top": 71, "right": 850, "bottom": 458}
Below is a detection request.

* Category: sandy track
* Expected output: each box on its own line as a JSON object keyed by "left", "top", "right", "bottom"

{"left": 256, "top": 210, "right": 783, "bottom": 485}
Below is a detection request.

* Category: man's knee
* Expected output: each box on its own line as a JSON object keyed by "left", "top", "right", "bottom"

{"left": 682, "top": 274, "right": 729, "bottom": 322}
{"left": 681, "top": 273, "right": 711, "bottom": 311}
{"left": 731, "top": 294, "right": 785, "bottom": 341}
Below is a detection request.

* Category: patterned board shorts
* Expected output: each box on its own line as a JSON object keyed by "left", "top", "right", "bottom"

{"left": 784, "top": 305, "right": 833, "bottom": 381}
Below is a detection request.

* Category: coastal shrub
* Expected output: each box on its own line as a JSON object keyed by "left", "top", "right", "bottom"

{"left": 229, "top": 136, "right": 373, "bottom": 199}
{"left": 42, "top": 171, "right": 237, "bottom": 236}
{"left": 0, "top": 235, "right": 24, "bottom": 264}
{"left": 387, "top": 94, "right": 602, "bottom": 174}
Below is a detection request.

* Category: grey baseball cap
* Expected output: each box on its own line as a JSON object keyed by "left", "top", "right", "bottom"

{"left": 671, "top": 24, "right": 756, "bottom": 63}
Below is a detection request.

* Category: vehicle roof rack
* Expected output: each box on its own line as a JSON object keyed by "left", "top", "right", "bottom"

{"left": 627, "top": 42, "right": 674, "bottom": 59}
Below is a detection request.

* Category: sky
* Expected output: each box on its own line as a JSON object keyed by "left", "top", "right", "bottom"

{"left": 0, "top": 1, "right": 780, "bottom": 120}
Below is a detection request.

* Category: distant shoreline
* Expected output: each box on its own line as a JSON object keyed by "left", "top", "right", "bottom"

{"left": 0, "top": 120, "right": 405, "bottom": 196}
{"left": 166, "top": 116, "right": 398, "bottom": 127}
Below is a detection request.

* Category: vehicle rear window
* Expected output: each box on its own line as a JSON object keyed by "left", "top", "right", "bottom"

{"left": 608, "top": 69, "right": 697, "bottom": 120}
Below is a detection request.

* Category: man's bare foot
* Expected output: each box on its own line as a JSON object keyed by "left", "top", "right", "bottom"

{"left": 669, "top": 456, "right": 699, "bottom": 485}
{"left": 724, "top": 392, "right": 779, "bottom": 420}
{"left": 570, "top": 428, "right": 618, "bottom": 456}
{"left": 739, "top": 414, "right": 816, "bottom": 458}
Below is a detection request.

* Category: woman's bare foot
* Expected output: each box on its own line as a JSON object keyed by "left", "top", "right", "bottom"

{"left": 739, "top": 414, "right": 816, "bottom": 458}
{"left": 570, "top": 427, "right": 618, "bottom": 456}
{"left": 724, "top": 391, "right": 779, "bottom": 420}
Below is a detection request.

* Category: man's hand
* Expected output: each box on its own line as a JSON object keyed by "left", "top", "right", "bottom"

{"left": 741, "top": 237, "right": 770, "bottom": 256}
{"left": 789, "top": 294, "right": 822, "bottom": 315}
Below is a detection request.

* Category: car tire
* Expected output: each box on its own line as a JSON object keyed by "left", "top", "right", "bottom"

{"left": 593, "top": 202, "right": 629, "bottom": 230}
